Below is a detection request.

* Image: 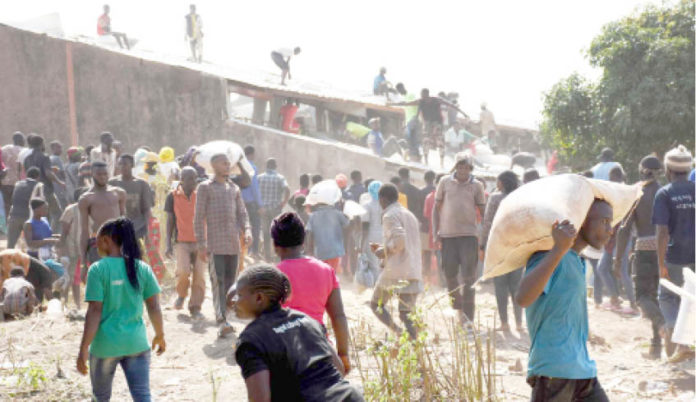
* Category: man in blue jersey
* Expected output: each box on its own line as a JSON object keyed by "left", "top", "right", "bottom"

{"left": 516, "top": 199, "right": 614, "bottom": 401}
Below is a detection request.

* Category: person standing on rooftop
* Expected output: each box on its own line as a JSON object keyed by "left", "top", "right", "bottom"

{"left": 185, "top": 4, "right": 203, "bottom": 63}
{"left": 271, "top": 47, "right": 301, "bottom": 86}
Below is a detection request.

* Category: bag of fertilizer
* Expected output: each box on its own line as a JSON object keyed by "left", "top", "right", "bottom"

{"left": 482, "top": 174, "right": 642, "bottom": 280}
{"left": 196, "top": 141, "right": 253, "bottom": 177}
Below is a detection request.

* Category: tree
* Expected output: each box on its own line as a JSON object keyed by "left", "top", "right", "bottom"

{"left": 541, "top": 0, "right": 695, "bottom": 176}
{"left": 540, "top": 74, "right": 600, "bottom": 172}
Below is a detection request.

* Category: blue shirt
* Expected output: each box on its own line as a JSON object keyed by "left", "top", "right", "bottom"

{"left": 373, "top": 74, "right": 386, "bottom": 93}
{"left": 689, "top": 169, "right": 695, "bottom": 183}
{"left": 367, "top": 131, "right": 384, "bottom": 156}
{"left": 590, "top": 161, "right": 620, "bottom": 181}
{"left": 524, "top": 250, "right": 596, "bottom": 379}
{"left": 652, "top": 180, "right": 695, "bottom": 265}
{"left": 241, "top": 161, "right": 262, "bottom": 205}
{"left": 28, "top": 217, "right": 52, "bottom": 240}
{"left": 306, "top": 205, "right": 349, "bottom": 260}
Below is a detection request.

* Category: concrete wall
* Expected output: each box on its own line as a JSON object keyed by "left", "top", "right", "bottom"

{"left": 1, "top": 24, "right": 493, "bottom": 191}
{"left": 223, "top": 120, "right": 427, "bottom": 190}
{"left": 0, "top": 24, "right": 228, "bottom": 151}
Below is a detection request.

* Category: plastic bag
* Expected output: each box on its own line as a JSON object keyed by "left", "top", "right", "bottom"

{"left": 354, "top": 253, "right": 378, "bottom": 288}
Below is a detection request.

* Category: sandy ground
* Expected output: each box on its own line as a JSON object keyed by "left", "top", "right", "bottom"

{"left": 0, "top": 254, "right": 694, "bottom": 401}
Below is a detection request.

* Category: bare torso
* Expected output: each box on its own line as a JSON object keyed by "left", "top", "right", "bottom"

{"left": 82, "top": 186, "right": 125, "bottom": 234}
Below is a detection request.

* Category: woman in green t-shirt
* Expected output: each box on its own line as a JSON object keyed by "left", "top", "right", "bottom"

{"left": 76, "top": 217, "right": 166, "bottom": 401}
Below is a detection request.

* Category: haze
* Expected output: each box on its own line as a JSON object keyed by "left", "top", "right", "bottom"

{"left": 0, "top": 0, "right": 659, "bottom": 128}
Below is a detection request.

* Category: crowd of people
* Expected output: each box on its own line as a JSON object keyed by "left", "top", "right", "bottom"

{"left": 0, "top": 125, "right": 694, "bottom": 401}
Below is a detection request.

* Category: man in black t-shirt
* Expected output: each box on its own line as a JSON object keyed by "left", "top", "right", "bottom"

{"left": 391, "top": 88, "right": 468, "bottom": 166}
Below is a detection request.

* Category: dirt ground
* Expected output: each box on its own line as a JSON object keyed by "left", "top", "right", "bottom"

{"left": 1, "top": 255, "right": 694, "bottom": 401}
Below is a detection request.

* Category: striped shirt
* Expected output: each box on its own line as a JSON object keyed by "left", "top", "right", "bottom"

{"left": 194, "top": 178, "right": 250, "bottom": 255}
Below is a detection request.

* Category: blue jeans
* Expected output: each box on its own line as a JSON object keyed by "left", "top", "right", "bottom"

{"left": 597, "top": 239, "right": 635, "bottom": 304}
{"left": 244, "top": 201, "right": 261, "bottom": 254}
{"left": 90, "top": 350, "right": 151, "bottom": 402}
{"left": 659, "top": 263, "right": 695, "bottom": 329}
{"left": 588, "top": 258, "right": 602, "bottom": 305}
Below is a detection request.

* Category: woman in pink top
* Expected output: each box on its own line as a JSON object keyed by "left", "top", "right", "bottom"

{"left": 271, "top": 212, "right": 351, "bottom": 374}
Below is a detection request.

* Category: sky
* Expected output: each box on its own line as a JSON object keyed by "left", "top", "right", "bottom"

{"left": 0, "top": 0, "right": 663, "bottom": 128}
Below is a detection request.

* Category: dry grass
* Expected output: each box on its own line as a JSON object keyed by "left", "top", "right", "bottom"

{"left": 350, "top": 288, "right": 498, "bottom": 401}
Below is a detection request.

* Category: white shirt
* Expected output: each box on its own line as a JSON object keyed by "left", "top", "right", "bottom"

{"left": 275, "top": 48, "right": 294, "bottom": 58}
{"left": 18, "top": 147, "right": 31, "bottom": 165}
{"left": 90, "top": 147, "right": 117, "bottom": 177}
{"left": 445, "top": 127, "right": 465, "bottom": 147}
{"left": 479, "top": 109, "right": 496, "bottom": 135}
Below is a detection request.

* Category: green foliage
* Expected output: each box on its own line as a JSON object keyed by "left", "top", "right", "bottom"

{"left": 13, "top": 362, "right": 47, "bottom": 393}
{"left": 540, "top": 74, "right": 600, "bottom": 171}
{"left": 541, "top": 0, "right": 695, "bottom": 175}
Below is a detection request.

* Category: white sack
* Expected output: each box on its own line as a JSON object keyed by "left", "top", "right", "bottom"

{"left": 343, "top": 200, "right": 367, "bottom": 219}
{"left": 196, "top": 141, "right": 254, "bottom": 177}
{"left": 482, "top": 174, "right": 642, "bottom": 280}
{"left": 662, "top": 268, "right": 696, "bottom": 345}
{"left": 305, "top": 180, "right": 342, "bottom": 206}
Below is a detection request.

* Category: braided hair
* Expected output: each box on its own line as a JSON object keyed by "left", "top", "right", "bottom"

{"left": 98, "top": 217, "right": 142, "bottom": 290}
{"left": 238, "top": 264, "right": 292, "bottom": 308}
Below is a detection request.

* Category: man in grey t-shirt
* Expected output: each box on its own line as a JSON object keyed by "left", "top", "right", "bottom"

{"left": 432, "top": 153, "right": 485, "bottom": 324}
{"left": 108, "top": 154, "right": 153, "bottom": 240}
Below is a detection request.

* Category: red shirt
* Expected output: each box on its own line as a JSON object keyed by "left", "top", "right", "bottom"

{"left": 279, "top": 104, "right": 299, "bottom": 133}
{"left": 97, "top": 14, "right": 110, "bottom": 35}
{"left": 422, "top": 190, "right": 439, "bottom": 250}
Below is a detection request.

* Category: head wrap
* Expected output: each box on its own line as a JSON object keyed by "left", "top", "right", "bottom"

{"left": 66, "top": 146, "right": 83, "bottom": 158}
{"left": 159, "top": 146, "right": 175, "bottom": 163}
{"left": 368, "top": 180, "right": 382, "bottom": 201}
{"left": 335, "top": 173, "right": 348, "bottom": 189}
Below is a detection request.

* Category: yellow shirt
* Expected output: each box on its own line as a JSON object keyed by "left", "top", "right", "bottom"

{"left": 398, "top": 193, "right": 408, "bottom": 208}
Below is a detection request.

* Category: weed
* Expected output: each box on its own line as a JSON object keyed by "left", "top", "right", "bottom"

{"left": 352, "top": 290, "right": 498, "bottom": 401}
{"left": 208, "top": 367, "right": 222, "bottom": 402}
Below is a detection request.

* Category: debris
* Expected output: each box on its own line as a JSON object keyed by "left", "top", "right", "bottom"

{"left": 509, "top": 359, "right": 523, "bottom": 373}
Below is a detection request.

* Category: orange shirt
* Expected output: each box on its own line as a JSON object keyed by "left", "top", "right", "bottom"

{"left": 173, "top": 186, "right": 197, "bottom": 243}
{"left": 0, "top": 249, "right": 31, "bottom": 286}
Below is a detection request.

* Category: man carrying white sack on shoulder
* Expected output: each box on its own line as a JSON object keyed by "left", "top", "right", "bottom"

{"left": 515, "top": 198, "right": 615, "bottom": 402}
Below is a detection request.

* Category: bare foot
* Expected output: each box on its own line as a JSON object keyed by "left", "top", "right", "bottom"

{"left": 496, "top": 323, "right": 510, "bottom": 332}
